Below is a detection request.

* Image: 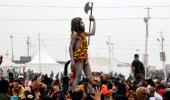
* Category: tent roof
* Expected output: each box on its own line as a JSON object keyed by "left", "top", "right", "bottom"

{"left": 89, "top": 57, "right": 130, "bottom": 78}
{"left": 89, "top": 57, "right": 119, "bottom": 67}
{"left": 27, "top": 47, "right": 58, "bottom": 64}
{"left": 1, "top": 57, "right": 16, "bottom": 66}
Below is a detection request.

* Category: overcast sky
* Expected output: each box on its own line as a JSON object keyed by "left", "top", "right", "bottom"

{"left": 0, "top": 0, "right": 170, "bottom": 68}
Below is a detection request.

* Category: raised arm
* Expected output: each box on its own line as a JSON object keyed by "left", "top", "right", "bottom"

{"left": 85, "top": 16, "right": 96, "bottom": 36}
{"left": 69, "top": 31, "right": 77, "bottom": 65}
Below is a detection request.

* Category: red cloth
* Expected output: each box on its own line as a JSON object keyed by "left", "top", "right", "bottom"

{"left": 101, "top": 84, "right": 112, "bottom": 95}
{"left": 69, "top": 65, "right": 76, "bottom": 85}
{"left": 158, "top": 89, "right": 165, "bottom": 96}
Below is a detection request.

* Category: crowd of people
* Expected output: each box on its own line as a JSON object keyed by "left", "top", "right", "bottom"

{"left": 1, "top": 67, "right": 170, "bottom": 100}
{"left": 1, "top": 55, "right": 170, "bottom": 100}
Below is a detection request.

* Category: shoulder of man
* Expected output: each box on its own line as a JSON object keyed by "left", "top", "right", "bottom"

{"left": 139, "top": 61, "right": 144, "bottom": 64}
{"left": 138, "top": 61, "right": 144, "bottom": 67}
{"left": 132, "top": 60, "right": 137, "bottom": 65}
{"left": 71, "top": 31, "right": 78, "bottom": 37}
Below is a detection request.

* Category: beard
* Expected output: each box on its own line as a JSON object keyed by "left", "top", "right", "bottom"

{"left": 79, "top": 26, "right": 85, "bottom": 33}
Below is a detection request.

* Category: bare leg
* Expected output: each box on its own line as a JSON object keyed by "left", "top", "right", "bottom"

{"left": 83, "top": 60, "right": 93, "bottom": 93}
{"left": 72, "top": 60, "right": 84, "bottom": 90}
{"left": 83, "top": 60, "right": 92, "bottom": 78}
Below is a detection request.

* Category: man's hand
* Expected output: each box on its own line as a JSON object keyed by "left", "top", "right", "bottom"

{"left": 89, "top": 16, "right": 95, "bottom": 21}
{"left": 91, "top": 87, "right": 101, "bottom": 100}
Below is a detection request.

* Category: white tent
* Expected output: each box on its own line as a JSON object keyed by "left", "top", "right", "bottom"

{"left": 0, "top": 57, "right": 24, "bottom": 73}
{"left": 89, "top": 57, "right": 118, "bottom": 72}
{"left": 1, "top": 57, "right": 16, "bottom": 67}
{"left": 89, "top": 57, "right": 131, "bottom": 78}
{"left": 25, "top": 47, "right": 64, "bottom": 75}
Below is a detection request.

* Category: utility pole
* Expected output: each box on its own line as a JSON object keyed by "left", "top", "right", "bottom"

{"left": 110, "top": 43, "right": 114, "bottom": 58}
{"left": 10, "top": 35, "right": 14, "bottom": 61}
{"left": 157, "top": 32, "right": 166, "bottom": 80}
{"left": 38, "top": 33, "right": 41, "bottom": 73}
{"left": 26, "top": 36, "right": 30, "bottom": 57}
{"left": 106, "top": 36, "right": 111, "bottom": 73}
{"left": 143, "top": 7, "right": 152, "bottom": 78}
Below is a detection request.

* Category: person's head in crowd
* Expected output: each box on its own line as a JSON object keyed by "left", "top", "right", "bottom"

{"left": 22, "top": 87, "right": 34, "bottom": 100}
{"left": 128, "top": 93, "right": 135, "bottom": 100}
{"left": 126, "top": 80, "right": 132, "bottom": 86}
{"left": 49, "top": 85, "right": 60, "bottom": 96}
{"left": 163, "top": 91, "right": 170, "bottom": 100}
{"left": 134, "top": 54, "right": 139, "bottom": 60}
{"left": 153, "top": 79, "right": 161, "bottom": 87}
{"left": 13, "top": 79, "right": 21, "bottom": 94}
{"left": 53, "top": 85, "right": 59, "bottom": 92}
{"left": 166, "top": 82, "right": 170, "bottom": 88}
{"left": 140, "top": 75, "right": 145, "bottom": 83}
{"left": 142, "top": 80, "right": 148, "bottom": 87}
{"left": 136, "top": 87, "right": 147, "bottom": 100}
{"left": 53, "top": 80, "right": 61, "bottom": 90}
{"left": 13, "top": 79, "right": 19, "bottom": 87}
{"left": 37, "top": 76, "right": 43, "bottom": 83}
{"left": 0, "top": 79, "right": 9, "bottom": 94}
{"left": 9, "top": 72, "right": 14, "bottom": 83}
{"left": 31, "top": 77, "right": 41, "bottom": 91}
{"left": 117, "top": 82, "right": 127, "bottom": 95}
{"left": 157, "top": 84, "right": 166, "bottom": 90}
{"left": 100, "top": 74, "right": 108, "bottom": 81}
{"left": 51, "top": 91, "right": 58, "bottom": 100}
{"left": 71, "top": 88, "right": 84, "bottom": 100}
{"left": 13, "top": 79, "right": 19, "bottom": 86}
{"left": 149, "top": 86, "right": 156, "bottom": 97}
{"left": 128, "top": 85, "right": 136, "bottom": 96}
{"left": 0, "top": 55, "right": 3, "bottom": 65}
{"left": 146, "top": 78, "right": 155, "bottom": 87}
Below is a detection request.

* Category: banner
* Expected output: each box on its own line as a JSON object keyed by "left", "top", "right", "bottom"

{"left": 143, "top": 54, "right": 148, "bottom": 66}
{"left": 160, "top": 52, "right": 166, "bottom": 61}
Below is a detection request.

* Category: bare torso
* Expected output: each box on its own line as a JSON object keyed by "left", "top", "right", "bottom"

{"left": 73, "top": 34, "right": 84, "bottom": 51}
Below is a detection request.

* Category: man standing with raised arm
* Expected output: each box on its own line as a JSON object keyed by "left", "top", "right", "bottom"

{"left": 69, "top": 16, "right": 96, "bottom": 92}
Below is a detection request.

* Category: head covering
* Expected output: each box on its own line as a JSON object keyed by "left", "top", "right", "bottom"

{"left": 101, "top": 84, "right": 112, "bottom": 96}
{"left": 158, "top": 89, "right": 165, "bottom": 96}
{"left": 18, "top": 75, "right": 24, "bottom": 79}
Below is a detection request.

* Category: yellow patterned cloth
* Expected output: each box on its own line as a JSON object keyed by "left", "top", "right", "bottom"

{"left": 73, "top": 32, "right": 88, "bottom": 61}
